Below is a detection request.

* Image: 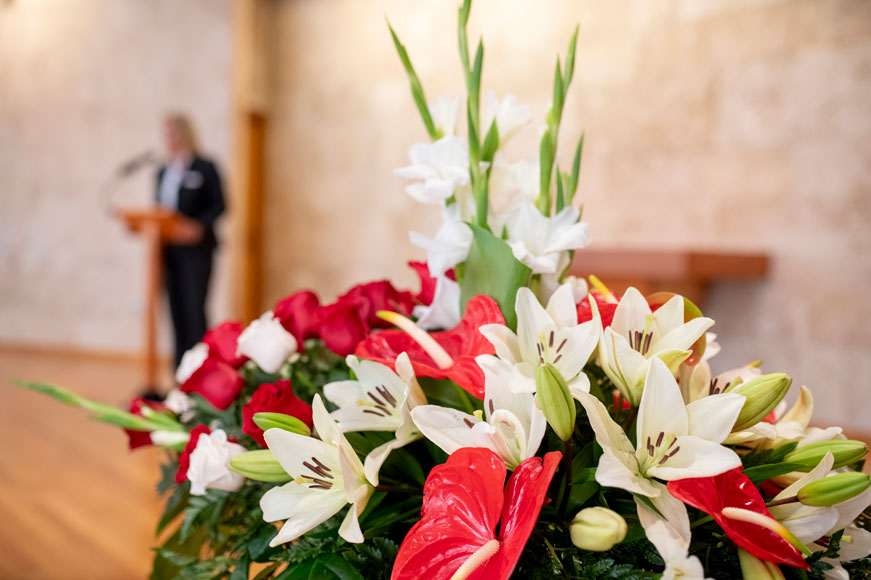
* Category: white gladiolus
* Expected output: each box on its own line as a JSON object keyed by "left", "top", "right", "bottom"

{"left": 236, "top": 311, "right": 298, "bottom": 374}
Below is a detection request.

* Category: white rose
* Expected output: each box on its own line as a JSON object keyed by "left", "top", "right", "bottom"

{"left": 236, "top": 311, "right": 298, "bottom": 374}
{"left": 175, "top": 342, "right": 209, "bottom": 384}
{"left": 186, "top": 429, "right": 246, "bottom": 496}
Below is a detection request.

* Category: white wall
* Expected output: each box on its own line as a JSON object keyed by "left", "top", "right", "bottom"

{"left": 0, "top": 0, "right": 234, "bottom": 354}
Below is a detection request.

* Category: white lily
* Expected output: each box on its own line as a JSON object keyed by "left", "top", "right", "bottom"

{"left": 813, "top": 524, "right": 871, "bottom": 580}
{"left": 428, "top": 95, "right": 460, "bottom": 137}
{"left": 505, "top": 199, "right": 591, "bottom": 274}
{"left": 411, "top": 354, "right": 546, "bottom": 470}
{"left": 260, "top": 395, "right": 374, "bottom": 546}
{"left": 409, "top": 203, "right": 473, "bottom": 277}
{"left": 595, "top": 287, "right": 714, "bottom": 406}
{"left": 323, "top": 354, "right": 425, "bottom": 486}
{"left": 412, "top": 274, "right": 461, "bottom": 331}
{"left": 681, "top": 360, "right": 762, "bottom": 404}
{"left": 236, "top": 311, "right": 298, "bottom": 374}
{"left": 395, "top": 135, "right": 469, "bottom": 205}
{"left": 575, "top": 359, "right": 744, "bottom": 543}
{"left": 769, "top": 453, "right": 841, "bottom": 544}
{"left": 482, "top": 92, "right": 532, "bottom": 143}
{"left": 636, "top": 497, "right": 710, "bottom": 580}
{"left": 479, "top": 283, "right": 600, "bottom": 395}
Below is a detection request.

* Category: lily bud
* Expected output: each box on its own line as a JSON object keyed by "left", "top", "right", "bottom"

{"left": 784, "top": 440, "right": 868, "bottom": 472}
{"left": 229, "top": 449, "right": 291, "bottom": 483}
{"left": 738, "top": 548, "right": 786, "bottom": 580}
{"left": 570, "top": 507, "right": 627, "bottom": 551}
{"left": 253, "top": 412, "right": 311, "bottom": 437}
{"left": 797, "top": 472, "right": 871, "bottom": 507}
{"left": 730, "top": 373, "right": 792, "bottom": 431}
{"left": 535, "top": 362, "right": 576, "bottom": 441}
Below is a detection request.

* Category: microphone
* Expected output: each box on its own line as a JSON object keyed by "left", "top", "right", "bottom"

{"left": 116, "top": 150, "right": 157, "bottom": 177}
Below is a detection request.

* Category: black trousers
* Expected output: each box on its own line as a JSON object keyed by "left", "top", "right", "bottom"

{"left": 164, "top": 244, "right": 214, "bottom": 368}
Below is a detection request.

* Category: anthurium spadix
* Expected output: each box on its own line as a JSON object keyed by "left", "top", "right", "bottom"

{"left": 323, "top": 353, "right": 425, "bottom": 486}
{"left": 574, "top": 359, "right": 744, "bottom": 544}
{"left": 260, "top": 395, "right": 374, "bottom": 546}
{"left": 594, "top": 287, "right": 714, "bottom": 406}
{"left": 411, "top": 354, "right": 546, "bottom": 470}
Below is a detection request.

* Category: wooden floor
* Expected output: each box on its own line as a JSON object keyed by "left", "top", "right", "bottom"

{"left": 0, "top": 347, "right": 868, "bottom": 579}
{"left": 0, "top": 347, "right": 171, "bottom": 580}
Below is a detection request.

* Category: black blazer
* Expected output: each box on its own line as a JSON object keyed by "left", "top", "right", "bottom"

{"left": 156, "top": 156, "right": 225, "bottom": 248}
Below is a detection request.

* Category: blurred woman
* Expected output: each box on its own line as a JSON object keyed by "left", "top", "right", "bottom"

{"left": 158, "top": 114, "right": 226, "bottom": 369}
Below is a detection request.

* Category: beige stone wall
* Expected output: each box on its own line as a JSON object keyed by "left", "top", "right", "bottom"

{"left": 264, "top": 0, "right": 871, "bottom": 430}
{"left": 0, "top": 0, "right": 234, "bottom": 354}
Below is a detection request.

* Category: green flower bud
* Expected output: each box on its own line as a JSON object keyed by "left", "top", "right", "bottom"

{"left": 797, "top": 472, "right": 871, "bottom": 507}
{"left": 229, "top": 449, "right": 291, "bottom": 483}
{"left": 253, "top": 412, "right": 311, "bottom": 437}
{"left": 535, "top": 362, "right": 576, "bottom": 441}
{"left": 570, "top": 507, "right": 627, "bottom": 551}
{"left": 784, "top": 440, "right": 868, "bottom": 472}
{"left": 738, "top": 548, "right": 786, "bottom": 580}
{"left": 730, "top": 373, "right": 792, "bottom": 432}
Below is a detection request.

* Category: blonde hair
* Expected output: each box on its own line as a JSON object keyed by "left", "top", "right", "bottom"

{"left": 164, "top": 113, "right": 199, "bottom": 155}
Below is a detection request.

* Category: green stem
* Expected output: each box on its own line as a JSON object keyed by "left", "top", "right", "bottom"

{"left": 453, "top": 382, "right": 476, "bottom": 415}
{"left": 558, "top": 439, "right": 573, "bottom": 516}
{"left": 691, "top": 515, "right": 714, "bottom": 528}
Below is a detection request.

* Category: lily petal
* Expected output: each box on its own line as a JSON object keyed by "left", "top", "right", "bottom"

{"left": 686, "top": 393, "right": 746, "bottom": 443}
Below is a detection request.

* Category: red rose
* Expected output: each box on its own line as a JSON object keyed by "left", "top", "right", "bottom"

{"left": 242, "top": 379, "right": 313, "bottom": 447}
{"left": 175, "top": 424, "right": 211, "bottom": 484}
{"left": 316, "top": 301, "right": 370, "bottom": 356}
{"left": 338, "top": 280, "right": 416, "bottom": 329}
{"left": 275, "top": 290, "right": 322, "bottom": 344}
{"left": 180, "top": 357, "right": 245, "bottom": 410}
{"left": 125, "top": 397, "right": 168, "bottom": 450}
{"left": 203, "top": 321, "right": 247, "bottom": 368}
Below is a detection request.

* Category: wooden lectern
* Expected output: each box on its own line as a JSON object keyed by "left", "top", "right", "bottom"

{"left": 117, "top": 207, "right": 185, "bottom": 395}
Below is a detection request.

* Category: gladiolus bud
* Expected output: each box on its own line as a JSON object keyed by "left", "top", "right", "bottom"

{"left": 784, "top": 440, "right": 868, "bottom": 472}
{"left": 229, "top": 449, "right": 291, "bottom": 483}
{"left": 730, "top": 373, "right": 792, "bottom": 431}
{"left": 253, "top": 412, "right": 311, "bottom": 437}
{"left": 570, "top": 507, "right": 627, "bottom": 551}
{"left": 738, "top": 548, "right": 786, "bottom": 580}
{"left": 535, "top": 362, "right": 576, "bottom": 441}
{"left": 797, "top": 472, "right": 871, "bottom": 506}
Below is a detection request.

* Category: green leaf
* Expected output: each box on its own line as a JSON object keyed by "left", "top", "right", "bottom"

{"left": 742, "top": 462, "right": 806, "bottom": 484}
{"left": 563, "top": 25, "right": 579, "bottom": 91}
{"left": 387, "top": 23, "right": 438, "bottom": 140}
{"left": 538, "top": 132, "right": 555, "bottom": 214}
{"left": 481, "top": 120, "right": 499, "bottom": 163}
{"left": 569, "top": 132, "right": 584, "bottom": 202}
{"left": 229, "top": 555, "right": 250, "bottom": 580}
{"left": 248, "top": 525, "right": 278, "bottom": 561}
{"left": 555, "top": 165, "right": 565, "bottom": 213}
{"left": 459, "top": 224, "right": 532, "bottom": 329}
{"left": 276, "top": 553, "right": 364, "bottom": 580}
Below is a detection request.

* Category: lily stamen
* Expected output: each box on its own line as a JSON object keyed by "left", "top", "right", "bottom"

{"left": 450, "top": 539, "right": 500, "bottom": 580}
{"left": 377, "top": 310, "right": 453, "bottom": 369}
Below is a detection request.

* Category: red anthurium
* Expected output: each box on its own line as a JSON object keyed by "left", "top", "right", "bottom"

{"left": 355, "top": 295, "right": 505, "bottom": 399}
{"left": 242, "top": 379, "right": 313, "bottom": 447}
{"left": 668, "top": 468, "right": 809, "bottom": 570}
{"left": 202, "top": 321, "right": 247, "bottom": 368}
{"left": 180, "top": 357, "right": 245, "bottom": 411}
{"left": 391, "top": 448, "right": 561, "bottom": 580}
{"left": 175, "top": 424, "right": 211, "bottom": 484}
{"left": 125, "top": 397, "right": 168, "bottom": 450}
{"left": 274, "top": 290, "right": 322, "bottom": 345}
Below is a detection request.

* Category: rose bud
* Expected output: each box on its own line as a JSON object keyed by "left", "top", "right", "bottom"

{"left": 785, "top": 440, "right": 868, "bottom": 472}
{"left": 535, "top": 362, "right": 576, "bottom": 441}
{"left": 797, "top": 472, "right": 871, "bottom": 507}
{"left": 729, "top": 373, "right": 791, "bottom": 432}
{"left": 570, "top": 507, "right": 627, "bottom": 551}
{"left": 252, "top": 411, "right": 312, "bottom": 438}
{"left": 236, "top": 311, "right": 299, "bottom": 374}
{"left": 229, "top": 449, "right": 292, "bottom": 483}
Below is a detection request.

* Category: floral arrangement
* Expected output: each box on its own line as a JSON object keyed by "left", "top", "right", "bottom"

{"left": 18, "top": 2, "right": 870, "bottom": 579}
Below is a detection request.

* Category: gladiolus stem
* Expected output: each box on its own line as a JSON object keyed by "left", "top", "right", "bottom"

{"left": 376, "top": 310, "right": 454, "bottom": 369}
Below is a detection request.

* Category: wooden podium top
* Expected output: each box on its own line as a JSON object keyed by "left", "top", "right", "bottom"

{"left": 116, "top": 207, "right": 183, "bottom": 239}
